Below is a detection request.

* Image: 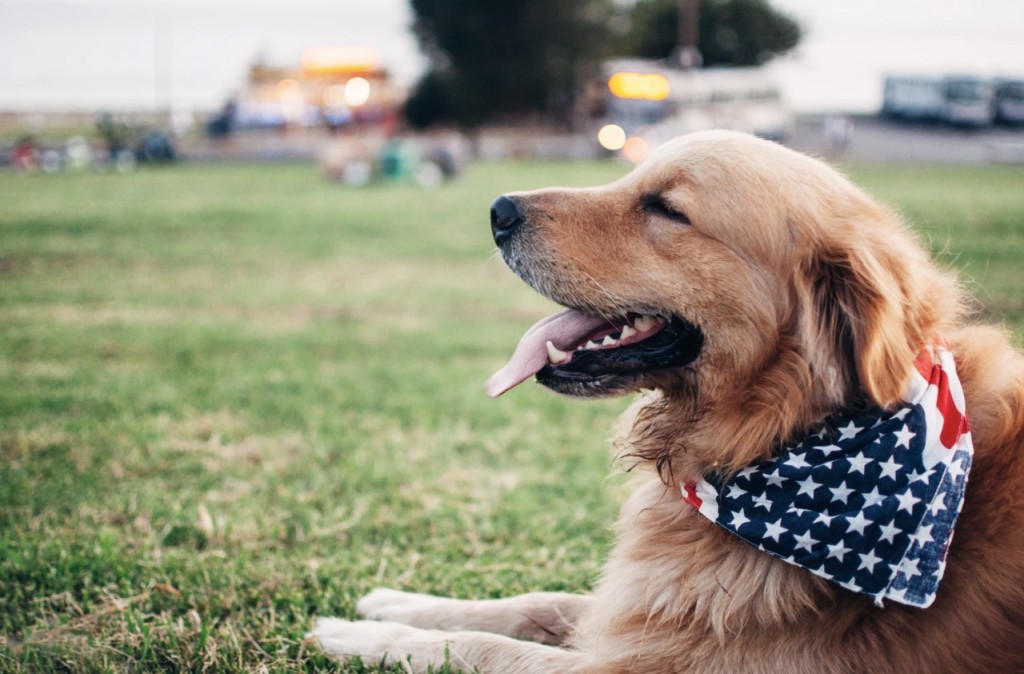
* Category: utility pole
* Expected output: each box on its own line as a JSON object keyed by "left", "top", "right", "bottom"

{"left": 675, "top": 0, "right": 702, "bottom": 69}
{"left": 154, "top": 14, "right": 173, "bottom": 123}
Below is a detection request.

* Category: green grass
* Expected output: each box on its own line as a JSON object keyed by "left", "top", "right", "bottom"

{"left": 1, "top": 158, "right": 1023, "bottom": 672}
{"left": 846, "top": 164, "right": 1024, "bottom": 325}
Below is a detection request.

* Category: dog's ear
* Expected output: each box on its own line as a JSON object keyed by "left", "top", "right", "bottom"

{"left": 810, "top": 228, "right": 922, "bottom": 409}
{"left": 807, "top": 204, "right": 965, "bottom": 410}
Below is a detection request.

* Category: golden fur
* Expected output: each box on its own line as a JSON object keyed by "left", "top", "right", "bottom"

{"left": 314, "top": 131, "right": 1024, "bottom": 673}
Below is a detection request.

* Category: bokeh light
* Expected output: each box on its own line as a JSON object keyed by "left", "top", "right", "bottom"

{"left": 597, "top": 124, "right": 627, "bottom": 151}
{"left": 344, "top": 77, "right": 371, "bottom": 107}
{"left": 621, "top": 136, "right": 650, "bottom": 163}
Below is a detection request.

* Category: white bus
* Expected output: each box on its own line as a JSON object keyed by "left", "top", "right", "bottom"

{"left": 995, "top": 79, "right": 1024, "bottom": 125}
{"left": 882, "top": 75, "right": 995, "bottom": 127}
{"left": 595, "top": 59, "right": 793, "bottom": 162}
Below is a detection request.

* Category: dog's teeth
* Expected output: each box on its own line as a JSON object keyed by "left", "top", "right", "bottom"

{"left": 602, "top": 335, "right": 618, "bottom": 346}
{"left": 546, "top": 340, "right": 569, "bottom": 364}
{"left": 634, "top": 316, "right": 654, "bottom": 332}
{"left": 585, "top": 340, "right": 600, "bottom": 350}
{"left": 620, "top": 325, "right": 637, "bottom": 340}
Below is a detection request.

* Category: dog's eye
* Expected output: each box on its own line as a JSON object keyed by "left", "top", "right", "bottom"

{"left": 641, "top": 194, "right": 691, "bottom": 225}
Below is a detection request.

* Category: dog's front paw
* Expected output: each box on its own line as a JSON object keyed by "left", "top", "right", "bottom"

{"left": 310, "top": 618, "right": 438, "bottom": 668}
{"left": 357, "top": 587, "right": 450, "bottom": 623}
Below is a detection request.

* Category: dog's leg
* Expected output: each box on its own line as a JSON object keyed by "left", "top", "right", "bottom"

{"left": 355, "top": 588, "right": 591, "bottom": 646}
{"left": 311, "top": 619, "right": 602, "bottom": 674}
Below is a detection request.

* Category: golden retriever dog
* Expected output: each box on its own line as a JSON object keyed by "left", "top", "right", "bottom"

{"left": 312, "top": 131, "right": 1024, "bottom": 672}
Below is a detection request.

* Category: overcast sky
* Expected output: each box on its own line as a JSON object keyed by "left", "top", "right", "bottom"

{"left": 1, "top": 0, "right": 1022, "bottom": 113}
{"left": 771, "top": 0, "right": 1024, "bottom": 110}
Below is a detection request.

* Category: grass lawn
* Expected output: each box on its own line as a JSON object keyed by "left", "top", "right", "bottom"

{"left": 1, "top": 157, "right": 1023, "bottom": 672}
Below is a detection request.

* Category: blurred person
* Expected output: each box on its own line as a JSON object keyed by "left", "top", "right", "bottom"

{"left": 11, "top": 135, "right": 39, "bottom": 171}
{"left": 96, "top": 112, "right": 129, "bottom": 161}
{"left": 823, "top": 114, "right": 854, "bottom": 157}
{"left": 65, "top": 136, "right": 93, "bottom": 171}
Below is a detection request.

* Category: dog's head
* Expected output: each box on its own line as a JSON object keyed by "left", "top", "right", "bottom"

{"left": 488, "top": 131, "right": 962, "bottom": 477}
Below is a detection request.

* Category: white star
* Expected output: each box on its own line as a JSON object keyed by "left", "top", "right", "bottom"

{"left": 908, "top": 468, "right": 932, "bottom": 484}
{"left": 862, "top": 487, "right": 886, "bottom": 509}
{"left": 765, "top": 468, "right": 786, "bottom": 488}
{"left": 858, "top": 550, "right": 883, "bottom": 572}
{"left": 878, "top": 521, "right": 901, "bottom": 543}
{"left": 814, "top": 511, "right": 834, "bottom": 527}
{"left": 947, "top": 457, "right": 966, "bottom": 480}
{"left": 846, "top": 511, "right": 872, "bottom": 536}
{"left": 840, "top": 578, "right": 863, "bottom": 593}
{"left": 827, "top": 541, "right": 852, "bottom": 562}
{"left": 830, "top": 481, "right": 855, "bottom": 504}
{"left": 729, "top": 509, "right": 751, "bottom": 528}
{"left": 887, "top": 587, "right": 908, "bottom": 603}
{"left": 838, "top": 421, "right": 863, "bottom": 441}
{"left": 898, "top": 557, "right": 921, "bottom": 580}
{"left": 819, "top": 443, "right": 842, "bottom": 456}
{"left": 896, "top": 490, "right": 921, "bottom": 513}
{"left": 846, "top": 451, "right": 874, "bottom": 474}
{"left": 727, "top": 483, "right": 748, "bottom": 499}
{"left": 786, "top": 452, "right": 811, "bottom": 470}
{"left": 752, "top": 492, "right": 772, "bottom": 510}
{"left": 796, "top": 475, "right": 821, "bottom": 497}
{"left": 763, "top": 519, "right": 786, "bottom": 542}
{"left": 736, "top": 465, "right": 759, "bottom": 481}
{"left": 878, "top": 456, "right": 901, "bottom": 481}
{"left": 793, "top": 529, "right": 817, "bottom": 552}
{"left": 929, "top": 491, "right": 948, "bottom": 517}
{"left": 893, "top": 424, "right": 915, "bottom": 449}
{"left": 914, "top": 523, "right": 934, "bottom": 546}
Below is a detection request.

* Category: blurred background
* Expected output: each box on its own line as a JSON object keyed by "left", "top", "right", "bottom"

{"left": 3, "top": 2, "right": 1024, "bottom": 672}
{"left": 2, "top": 0, "right": 1024, "bottom": 170}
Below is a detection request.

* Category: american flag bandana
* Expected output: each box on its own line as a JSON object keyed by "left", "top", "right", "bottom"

{"left": 681, "top": 344, "right": 973, "bottom": 608}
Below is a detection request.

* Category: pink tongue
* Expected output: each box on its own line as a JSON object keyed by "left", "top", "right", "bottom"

{"left": 486, "top": 309, "right": 612, "bottom": 397}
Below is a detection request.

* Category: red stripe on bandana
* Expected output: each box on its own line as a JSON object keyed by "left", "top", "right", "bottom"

{"left": 681, "top": 482, "right": 703, "bottom": 509}
{"left": 931, "top": 365, "right": 967, "bottom": 449}
{"left": 914, "top": 349, "right": 934, "bottom": 380}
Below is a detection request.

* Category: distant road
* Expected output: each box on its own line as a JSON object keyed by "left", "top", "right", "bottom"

{"left": 788, "top": 115, "right": 1024, "bottom": 165}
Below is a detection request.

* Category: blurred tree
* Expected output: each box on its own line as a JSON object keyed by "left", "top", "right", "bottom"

{"left": 404, "top": 0, "right": 614, "bottom": 129}
{"left": 623, "top": 0, "right": 801, "bottom": 67}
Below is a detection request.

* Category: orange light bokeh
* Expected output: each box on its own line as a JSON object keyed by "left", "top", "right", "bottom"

{"left": 608, "top": 72, "right": 670, "bottom": 101}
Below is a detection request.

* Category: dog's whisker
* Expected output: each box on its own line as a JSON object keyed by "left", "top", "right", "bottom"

{"left": 573, "top": 267, "right": 633, "bottom": 324}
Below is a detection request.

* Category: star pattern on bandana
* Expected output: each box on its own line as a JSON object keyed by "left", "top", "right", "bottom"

{"left": 680, "top": 345, "right": 974, "bottom": 609}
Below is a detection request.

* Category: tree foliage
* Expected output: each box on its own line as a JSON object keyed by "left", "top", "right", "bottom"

{"left": 404, "top": 0, "right": 613, "bottom": 129}
{"left": 623, "top": 0, "right": 801, "bottom": 67}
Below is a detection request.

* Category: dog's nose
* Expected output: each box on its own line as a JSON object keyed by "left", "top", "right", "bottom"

{"left": 490, "top": 195, "right": 524, "bottom": 246}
